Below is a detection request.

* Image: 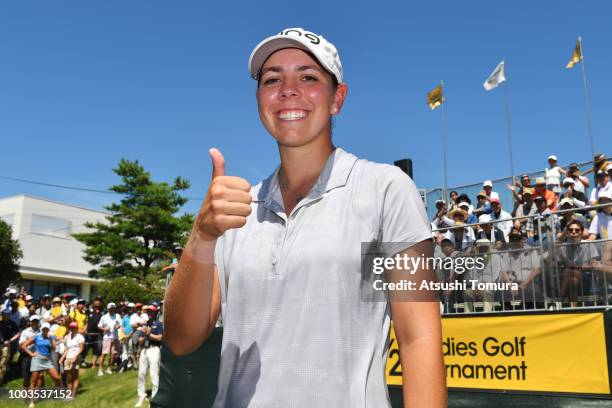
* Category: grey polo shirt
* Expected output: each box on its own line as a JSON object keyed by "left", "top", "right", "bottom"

{"left": 213, "top": 148, "right": 431, "bottom": 407}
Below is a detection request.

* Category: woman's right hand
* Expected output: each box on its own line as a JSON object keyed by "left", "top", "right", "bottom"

{"left": 193, "top": 148, "right": 253, "bottom": 241}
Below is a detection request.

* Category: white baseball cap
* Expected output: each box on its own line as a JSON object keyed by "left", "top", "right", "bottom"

{"left": 107, "top": 302, "right": 116, "bottom": 309}
{"left": 562, "top": 177, "right": 575, "bottom": 186}
{"left": 69, "top": 298, "right": 78, "bottom": 306}
{"left": 41, "top": 322, "right": 51, "bottom": 330}
{"left": 127, "top": 302, "right": 135, "bottom": 308}
{"left": 478, "top": 214, "right": 492, "bottom": 223}
{"left": 483, "top": 180, "right": 493, "bottom": 187}
{"left": 548, "top": 155, "right": 558, "bottom": 161}
{"left": 249, "top": 28, "right": 343, "bottom": 84}
{"left": 29, "top": 314, "right": 40, "bottom": 321}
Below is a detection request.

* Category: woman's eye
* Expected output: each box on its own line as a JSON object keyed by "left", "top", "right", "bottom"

{"left": 302, "top": 75, "right": 318, "bottom": 81}
{"left": 262, "top": 78, "right": 279, "bottom": 85}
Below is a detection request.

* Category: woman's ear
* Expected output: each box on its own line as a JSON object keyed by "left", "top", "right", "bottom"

{"left": 330, "top": 83, "right": 348, "bottom": 115}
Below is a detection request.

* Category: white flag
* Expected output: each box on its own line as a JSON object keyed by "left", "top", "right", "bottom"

{"left": 483, "top": 61, "right": 506, "bottom": 91}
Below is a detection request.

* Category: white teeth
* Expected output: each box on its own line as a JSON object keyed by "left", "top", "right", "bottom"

{"left": 279, "top": 111, "right": 306, "bottom": 120}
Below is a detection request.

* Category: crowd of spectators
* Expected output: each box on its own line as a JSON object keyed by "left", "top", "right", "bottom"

{"left": 431, "top": 153, "right": 612, "bottom": 312}
{"left": 0, "top": 289, "right": 164, "bottom": 407}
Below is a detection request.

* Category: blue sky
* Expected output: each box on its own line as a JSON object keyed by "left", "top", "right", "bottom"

{"left": 1, "top": 1, "right": 610, "bottom": 216}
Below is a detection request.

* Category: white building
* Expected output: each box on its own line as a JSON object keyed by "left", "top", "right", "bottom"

{"left": 0, "top": 195, "right": 108, "bottom": 300}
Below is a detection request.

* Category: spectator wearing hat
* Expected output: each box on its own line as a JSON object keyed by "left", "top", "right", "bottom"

{"left": 556, "top": 198, "right": 589, "bottom": 242}
{"left": 558, "top": 220, "right": 600, "bottom": 306}
{"left": 1, "top": 288, "right": 17, "bottom": 313}
{"left": 135, "top": 304, "right": 163, "bottom": 408}
{"left": 544, "top": 155, "right": 566, "bottom": 194}
{"left": 60, "top": 321, "right": 84, "bottom": 400}
{"left": 457, "top": 200, "right": 478, "bottom": 225}
{"left": 482, "top": 180, "right": 500, "bottom": 201}
{"left": 514, "top": 188, "right": 537, "bottom": 240}
{"left": 501, "top": 230, "right": 542, "bottom": 309}
{"left": 97, "top": 302, "right": 121, "bottom": 376}
{"left": 19, "top": 315, "right": 41, "bottom": 387}
{"left": 507, "top": 174, "right": 532, "bottom": 214}
{"left": 588, "top": 191, "right": 612, "bottom": 240}
{"left": 532, "top": 196, "right": 552, "bottom": 246}
{"left": 589, "top": 170, "right": 611, "bottom": 206}
{"left": 561, "top": 177, "right": 587, "bottom": 208}
{"left": 533, "top": 177, "right": 558, "bottom": 211}
{"left": 490, "top": 197, "right": 512, "bottom": 242}
{"left": 567, "top": 163, "right": 590, "bottom": 195}
{"left": 437, "top": 239, "right": 466, "bottom": 313}
{"left": 69, "top": 299, "right": 88, "bottom": 335}
{"left": 6, "top": 300, "right": 23, "bottom": 327}
{"left": 50, "top": 297, "right": 67, "bottom": 324}
{"left": 476, "top": 214, "right": 505, "bottom": 250}
{"left": 431, "top": 200, "right": 454, "bottom": 232}
{"left": 473, "top": 191, "right": 492, "bottom": 218}
{"left": 583, "top": 153, "right": 610, "bottom": 177}
{"left": 85, "top": 299, "right": 103, "bottom": 369}
{"left": 36, "top": 295, "right": 52, "bottom": 323}
{"left": 464, "top": 238, "right": 506, "bottom": 312}
{"left": 118, "top": 303, "right": 136, "bottom": 371}
{"left": 448, "top": 221, "right": 475, "bottom": 252}
{"left": 0, "top": 308, "right": 21, "bottom": 383}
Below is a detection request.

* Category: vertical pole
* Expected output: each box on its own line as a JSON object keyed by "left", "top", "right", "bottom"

{"left": 579, "top": 37, "right": 596, "bottom": 159}
{"left": 503, "top": 84, "right": 516, "bottom": 187}
{"left": 441, "top": 81, "right": 449, "bottom": 205}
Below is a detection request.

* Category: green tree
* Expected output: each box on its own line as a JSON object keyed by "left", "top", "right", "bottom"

{"left": 94, "top": 276, "right": 165, "bottom": 304}
{"left": 74, "top": 159, "right": 194, "bottom": 281}
{"left": 0, "top": 219, "right": 22, "bottom": 291}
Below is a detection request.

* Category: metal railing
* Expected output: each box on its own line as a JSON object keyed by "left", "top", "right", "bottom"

{"left": 433, "top": 201, "right": 612, "bottom": 314}
{"left": 424, "top": 158, "right": 607, "bottom": 219}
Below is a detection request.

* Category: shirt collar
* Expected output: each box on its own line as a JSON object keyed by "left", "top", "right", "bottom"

{"left": 254, "top": 147, "right": 358, "bottom": 213}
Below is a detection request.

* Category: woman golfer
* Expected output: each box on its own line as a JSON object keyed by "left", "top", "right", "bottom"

{"left": 165, "top": 28, "right": 446, "bottom": 407}
{"left": 21, "top": 322, "right": 62, "bottom": 407}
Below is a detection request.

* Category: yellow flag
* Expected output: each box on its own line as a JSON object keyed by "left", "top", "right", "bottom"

{"left": 427, "top": 83, "right": 444, "bottom": 110}
{"left": 566, "top": 37, "right": 583, "bottom": 69}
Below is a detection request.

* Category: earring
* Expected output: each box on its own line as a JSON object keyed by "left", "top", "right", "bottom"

{"left": 331, "top": 107, "right": 337, "bottom": 114}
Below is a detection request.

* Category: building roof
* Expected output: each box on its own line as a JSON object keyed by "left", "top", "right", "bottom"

{"left": 0, "top": 194, "right": 109, "bottom": 215}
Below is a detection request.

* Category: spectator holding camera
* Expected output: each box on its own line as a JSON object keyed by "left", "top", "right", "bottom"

{"left": 561, "top": 177, "right": 587, "bottom": 208}
{"left": 556, "top": 198, "right": 589, "bottom": 242}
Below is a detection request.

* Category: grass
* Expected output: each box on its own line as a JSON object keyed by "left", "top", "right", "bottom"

{"left": 0, "top": 352, "right": 154, "bottom": 408}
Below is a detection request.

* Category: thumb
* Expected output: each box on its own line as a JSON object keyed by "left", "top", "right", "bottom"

{"left": 209, "top": 148, "right": 226, "bottom": 179}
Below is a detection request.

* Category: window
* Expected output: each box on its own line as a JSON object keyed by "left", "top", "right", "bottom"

{"left": 30, "top": 214, "right": 71, "bottom": 238}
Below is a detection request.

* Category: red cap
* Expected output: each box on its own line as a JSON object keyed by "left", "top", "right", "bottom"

{"left": 147, "top": 305, "right": 158, "bottom": 312}
{"left": 69, "top": 322, "right": 78, "bottom": 328}
{"left": 490, "top": 197, "right": 500, "bottom": 204}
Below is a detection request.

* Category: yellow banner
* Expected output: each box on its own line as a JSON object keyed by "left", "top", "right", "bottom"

{"left": 386, "top": 312, "right": 610, "bottom": 395}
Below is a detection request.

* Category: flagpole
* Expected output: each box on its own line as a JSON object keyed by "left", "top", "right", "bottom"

{"left": 440, "top": 80, "right": 449, "bottom": 204}
{"left": 578, "top": 36, "right": 596, "bottom": 159}
{"left": 502, "top": 82, "right": 516, "bottom": 187}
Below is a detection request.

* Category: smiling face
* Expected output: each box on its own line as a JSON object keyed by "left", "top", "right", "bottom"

{"left": 256, "top": 48, "right": 347, "bottom": 148}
